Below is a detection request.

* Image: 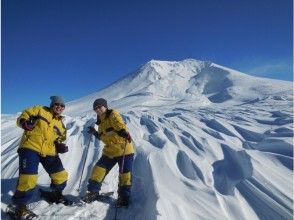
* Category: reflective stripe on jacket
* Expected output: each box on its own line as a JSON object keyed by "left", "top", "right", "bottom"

{"left": 17, "top": 105, "right": 66, "bottom": 156}
{"left": 98, "top": 109, "right": 134, "bottom": 158}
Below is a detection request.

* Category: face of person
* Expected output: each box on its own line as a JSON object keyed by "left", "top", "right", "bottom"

{"left": 94, "top": 105, "right": 107, "bottom": 116}
{"left": 52, "top": 103, "right": 65, "bottom": 115}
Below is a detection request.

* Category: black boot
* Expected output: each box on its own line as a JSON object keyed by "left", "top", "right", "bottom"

{"left": 82, "top": 191, "right": 100, "bottom": 203}
{"left": 40, "top": 189, "right": 65, "bottom": 204}
{"left": 7, "top": 204, "right": 37, "bottom": 219}
{"left": 117, "top": 196, "right": 129, "bottom": 208}
{"left": 51, "top": 190, "right": 65, "bottom": 203}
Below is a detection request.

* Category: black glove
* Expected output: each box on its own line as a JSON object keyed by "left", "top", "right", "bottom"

{"left": 87, "top": 126, "right": 101, "bottom": 139}
{"left": 20, "top": 118, "right": 35, "bottom": 131}
{"left": 55, "top": 142, "right": 68, "bottom": 153}
{"left": 87, "top": 126, "right": 96, "bottom": 134}
{"left": 117, "top": 129, "right": 132, "bottom": 143}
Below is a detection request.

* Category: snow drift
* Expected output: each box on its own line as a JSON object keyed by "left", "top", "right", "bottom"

{"left": 1, "top": 59, "right": 293, "bottom": 220}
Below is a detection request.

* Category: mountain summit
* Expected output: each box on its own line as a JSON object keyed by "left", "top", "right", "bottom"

{"left": 65, "top": 59, "right": 291, "bottom": 116}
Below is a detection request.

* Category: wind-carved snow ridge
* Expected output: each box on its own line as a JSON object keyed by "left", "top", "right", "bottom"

{"left": 1, "top": 59, "right": 293, "bottom": 220}
{"left": 212, "top": 144, "right": 253, "bottom": 196}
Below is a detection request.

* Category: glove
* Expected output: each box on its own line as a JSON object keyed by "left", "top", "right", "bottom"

{"left": 117, "top": 129, "right": 132, "bottom": 143}
{"left": 55, "top": 142, "right": 68, "bottom": 153}
{"left": 87, "top": 126, "right": 101, "bottom": 139}
{"left": 21, "top": 119, "right": 35, "bottom": 131}
{"left": 87, "top": 126, "right": 97, "bottom": 134}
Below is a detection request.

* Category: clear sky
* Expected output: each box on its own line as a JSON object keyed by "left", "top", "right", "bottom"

{"left": 2, "top": 0, "right": 293, "bottom": 114}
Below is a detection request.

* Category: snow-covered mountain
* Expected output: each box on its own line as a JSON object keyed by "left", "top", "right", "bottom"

{"left": 1, "top": 59, "right": 293, "bottom": 220}
{"left": 64, "top": 59, "right": 290, "bottom": 116}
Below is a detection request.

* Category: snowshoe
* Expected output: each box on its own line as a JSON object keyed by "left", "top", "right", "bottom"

{"left": 82, "top": 191, "right": 100, "bottom": 203}
{"left": 39, "top": 189, "right": 72, "bottom": 205}
{"left": 82, "top": 191, "right": 114, "bottom": 203}
{"left": 6, "top": 204, "right": 37, "bottom": 220}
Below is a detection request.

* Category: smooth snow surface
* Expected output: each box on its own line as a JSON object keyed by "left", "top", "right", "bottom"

{"left": 2, "top": 60, "right": 293, "bottom": 220}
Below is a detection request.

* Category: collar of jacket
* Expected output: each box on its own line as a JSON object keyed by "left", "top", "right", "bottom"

{"left": 99, "top": 109, "right": 113, "bottom": 121}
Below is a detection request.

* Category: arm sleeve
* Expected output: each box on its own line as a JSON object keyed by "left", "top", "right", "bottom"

{"left": 110, "top": 110, "right": 127, "bottom": 132}
{"left": 16, "top": 106, "right": 41, "bottom": 127}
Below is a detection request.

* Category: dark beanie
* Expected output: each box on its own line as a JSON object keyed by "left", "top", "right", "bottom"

{"left": 93, "top": 98, "right": 108, "bottom": 110}
{"left": 50, "top": 96, "right": 65, "bottom": 107}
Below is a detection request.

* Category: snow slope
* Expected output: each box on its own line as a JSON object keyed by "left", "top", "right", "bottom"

{"left": 1, "top": 59, "right": 293, "bottom": 220}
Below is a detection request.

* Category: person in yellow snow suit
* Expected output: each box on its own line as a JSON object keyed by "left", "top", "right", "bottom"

{"left": 9, "top": 96, "right": 69, "bottom": 218}
{"left": 82, "top": 98, "right": 134, "bottom": 207}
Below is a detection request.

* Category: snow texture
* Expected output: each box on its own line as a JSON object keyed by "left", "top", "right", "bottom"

{"left": 1, "top": 59, "right": 293, "bottom": 220}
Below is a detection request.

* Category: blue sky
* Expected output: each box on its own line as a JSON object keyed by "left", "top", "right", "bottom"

{"left": 2, "top": 0, "right": 293, "bottom": 114}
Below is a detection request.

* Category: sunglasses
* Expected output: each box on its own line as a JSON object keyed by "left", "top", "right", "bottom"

{"left": 94, "top": 105, "right": 103, "bottom": 111}
{"left": 54, "top": 103, "right": 65, "bottom": 108}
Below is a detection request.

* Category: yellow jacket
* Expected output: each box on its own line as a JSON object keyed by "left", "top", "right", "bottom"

{"left": 17, "top": 105, "right": 66, "bottom": 156}
{"left": 98, "top": 109, "right": 134, "bottom": 158}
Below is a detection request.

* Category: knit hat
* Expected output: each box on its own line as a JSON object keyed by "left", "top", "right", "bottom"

{"left": 50, "top": 96, "right": 65, "bottom": 107}
{"left": 93, "top": 98, "right": 108, "bottom": 110}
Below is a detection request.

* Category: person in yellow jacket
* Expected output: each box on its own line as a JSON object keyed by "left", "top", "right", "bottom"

{"left": 9, "top": 96, "right": 69, "bottom": 218}
{"left": 83, "top": 98, "right": 134, "bottom": 207}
